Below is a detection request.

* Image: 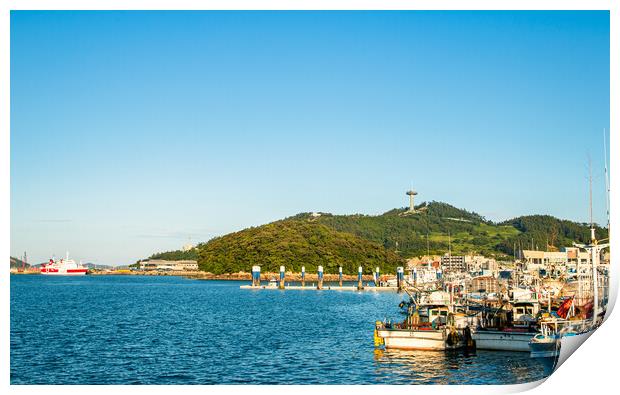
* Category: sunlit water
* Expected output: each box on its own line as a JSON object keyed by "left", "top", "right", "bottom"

{"left": 10, "top": 275, "right": 553, "bottom": 384}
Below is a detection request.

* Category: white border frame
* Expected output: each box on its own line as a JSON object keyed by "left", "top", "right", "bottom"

{"left": 2, "top": 2, "right": 617, "bottom": 394}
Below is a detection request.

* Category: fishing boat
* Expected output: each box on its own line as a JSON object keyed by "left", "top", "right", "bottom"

{"left": 529, "top": 320, "right": 561, "bottom": 358}
{"left": 529, "top": 333, "right": 559, "bottom": 358}
{"left": 40, "top": 254, "right": 87, "bottom": 276}
{"left": 472, "top": 295, "right": 540, "bottom": 352}
{"left": 374, "top": 291, "right": 474, "bottom": 351}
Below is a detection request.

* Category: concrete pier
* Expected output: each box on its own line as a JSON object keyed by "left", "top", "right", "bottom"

{"left": 239, "top": 284, "right": 399, "bottom": 292}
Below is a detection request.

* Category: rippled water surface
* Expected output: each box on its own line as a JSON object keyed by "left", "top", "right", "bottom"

{"left": 11, "top": 275, "right": 553, "bottom": 384}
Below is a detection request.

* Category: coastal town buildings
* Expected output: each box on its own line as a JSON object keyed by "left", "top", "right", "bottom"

{"left": 521, "top": 248, "right": 592, "bottom": 274}
{"left": 470, "top": 276, "right": 500, "bottom": 294}
{"left": 440, "top": 254, "right": 466, "bottom": 272}
{"left": 139, "top": 259, "right": 198, "bottom": 271}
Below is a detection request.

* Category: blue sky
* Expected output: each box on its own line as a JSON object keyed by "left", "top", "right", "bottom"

{"left": 11, "top": 11, "right": 610, "bottom": 265}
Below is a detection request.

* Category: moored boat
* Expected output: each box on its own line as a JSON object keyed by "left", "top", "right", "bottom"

{"left": 375, "top": 291, "right": 475, "bottom": 351}
{"left": 472, "top": 296, "right": 540, "bottom": 352}
{"left": 40, "top": 254, "right": 87, "bottom": 276}
{"left": 529, "top": 333, "right": 560, "bottom": 358}
{"left": 473, "top": 327, "right": 537, "bottom": 352}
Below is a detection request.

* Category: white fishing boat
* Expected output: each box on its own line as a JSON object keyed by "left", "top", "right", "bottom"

{"left": 472, "top": 297, "right": 540, "bottom": 352}
{"left": 529, "top": 332, "right": 560, "bottom": 358}
{"left": 473, "top": 328, "right": 537, "bottom": 352}
{"left": 375, "top": 291, "right": 474, "bottom": 351}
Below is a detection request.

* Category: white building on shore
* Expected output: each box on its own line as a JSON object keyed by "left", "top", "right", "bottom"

{"left": 139, "top": 259, "right": 198, "bottom": 271}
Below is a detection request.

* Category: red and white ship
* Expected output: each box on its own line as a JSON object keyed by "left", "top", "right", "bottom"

{"left": 40, "top": 254, "right": 88, "bottom": 276}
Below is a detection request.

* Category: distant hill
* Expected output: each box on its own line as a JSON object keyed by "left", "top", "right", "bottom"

{"left": 497, "top": 215, "right": 607, "bottom": 255}
{"left": 144, "top": 201, "right": 608, "bottom": 274}
{"left": 10, "top": 257, "right": 30, "bottom": 269}
{"left": 82, "top": 263, "right": 115, "bottom": 270}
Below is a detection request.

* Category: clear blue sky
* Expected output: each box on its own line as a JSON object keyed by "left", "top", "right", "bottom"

{"left": 11, "top": 11, "right": 610, "bottom": 265}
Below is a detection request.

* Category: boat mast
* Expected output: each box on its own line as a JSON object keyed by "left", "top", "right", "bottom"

{"left": 588, "top": 157, "right": 599, "bottom": 323}
{"left": 576, "top": 156, "right": 608, "bottom": 324}
{"left": 603, "top": 128, "right": 610, "bottom": 233}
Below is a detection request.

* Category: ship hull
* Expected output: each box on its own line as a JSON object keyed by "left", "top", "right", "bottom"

{"left": 529, "top": 338, "right": 560, "bottom": 358}
{"left": 41, "top": 269, "right": 87, "bottom": 276}
{"left": 377, "top": 328, "right": 464, "bottom": 351}
{"left": 472, "top": 330, "right": 536, "bottom": 352}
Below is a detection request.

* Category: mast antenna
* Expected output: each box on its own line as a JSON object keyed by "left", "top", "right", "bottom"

{"left": 603, "top": 128, "right": 610, "bottom": 230}
{"left": 588, "top": 155, "right": 596, "bottom": 243}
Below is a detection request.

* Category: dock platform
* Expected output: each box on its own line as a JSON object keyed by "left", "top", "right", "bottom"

{"left": 239, "top": 285, "right": 399, "bottom": 292}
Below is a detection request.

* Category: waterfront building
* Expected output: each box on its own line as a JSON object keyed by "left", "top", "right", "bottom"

{"left": 139, "top": 259, "right": 199, "bottom": 271}
{"left": 465, "top": 255, "right": 499, "bottom": 275}
{"left": 406, "top": 256, "right": 442, "bottom": 269}
{"left": 441, "top": 254, "right": 466, "bottom": 272}
{"left": 469, "top": 276, "right": 499, "bottom": 294}
{"left": 522, "top": 248, "right": 591, "bottom": 275}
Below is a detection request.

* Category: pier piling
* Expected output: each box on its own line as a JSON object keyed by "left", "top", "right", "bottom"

{"left": 301, "top": 266, "right": 305, "bottom": 287}
{"left": 358, "top": 266, "right": 364, "bottom": 290}
{"left": 279, "top": 266, "right": 285, "bottom": 289}
{"left": 252, "top": 265, "right": 261, "bottom": 287}
{"left": 339, "top": 266, "right": 343, "bottom": 287}
{"left": 397, "top": 266, "right": 404, "bottom": 290}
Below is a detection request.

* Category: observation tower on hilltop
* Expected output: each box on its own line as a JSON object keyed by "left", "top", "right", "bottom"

{"left": 406, "top": 189, "right": 418, "bottom": 213}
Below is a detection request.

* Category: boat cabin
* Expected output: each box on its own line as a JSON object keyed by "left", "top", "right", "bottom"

{"left": 512, "top": 302, "right": 539, "bottom": 328}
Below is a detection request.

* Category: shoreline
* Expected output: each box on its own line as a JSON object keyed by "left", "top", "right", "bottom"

{"left": 89, "top": 270, "right": 381, "bottom": 282}
{"left": 11, "top": 270, "right": 386, "bottom": 282}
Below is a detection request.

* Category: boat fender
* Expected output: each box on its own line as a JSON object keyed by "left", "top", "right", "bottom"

{"left": 373, "top": 329, "right": 384, "bottom": 347}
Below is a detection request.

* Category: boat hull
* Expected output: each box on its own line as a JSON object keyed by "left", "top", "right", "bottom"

{"left": 377, "top": 328, "right": 464, "bottom": 351}
{"left": 529, "top": 338, "right": 560, "bottom": 358}
{"left": 472, "top": 330, "right": 536, "bottom": 352}
{"left": 41, "top": 269, "right": 87, "bottom": 276}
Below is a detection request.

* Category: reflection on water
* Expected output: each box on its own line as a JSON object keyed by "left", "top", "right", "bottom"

{"left": 373, "top": 348, "right": 554, "bottom": 385}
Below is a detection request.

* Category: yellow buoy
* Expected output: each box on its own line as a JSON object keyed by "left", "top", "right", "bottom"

{"left": 373, "top": 322, "right": 384, "bottom": 347}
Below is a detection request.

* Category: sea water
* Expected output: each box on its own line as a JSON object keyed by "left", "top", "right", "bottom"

{"left": 10, "top": 275, "right": 552, "bottom": 384}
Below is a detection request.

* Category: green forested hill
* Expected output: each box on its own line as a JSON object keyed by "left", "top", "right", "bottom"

{"left": 497, "top": 215, "right": 608, "bottom": 255}
{"left": 196, "top": 220, "right": 403, "bottom": 274}
{"left": 298, "top": 201, "right": 505, "bottom": 257}
{"left": 149, "top": 249, "right": 199, "bottom": 261}
{"left": 144, "top": 202, "right": 608, "bottom": 274}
